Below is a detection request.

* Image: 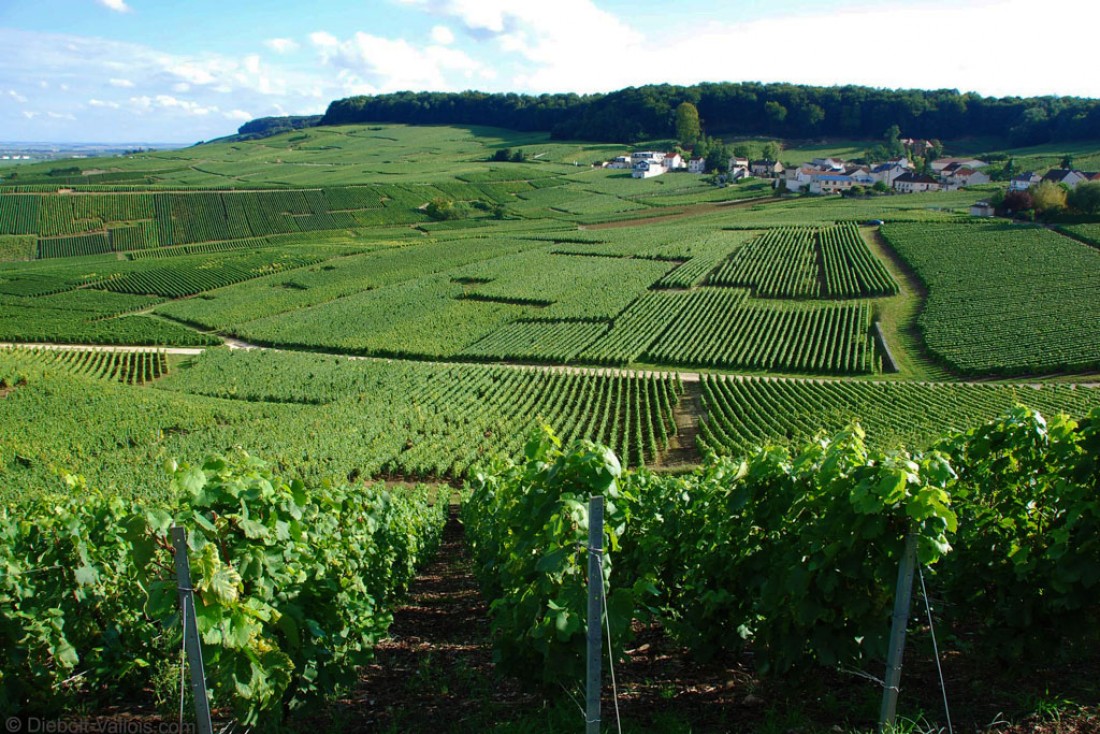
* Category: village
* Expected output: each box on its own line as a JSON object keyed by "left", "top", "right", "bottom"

{"left": 607, "top": 142, "right": 1100, "bottom": 214}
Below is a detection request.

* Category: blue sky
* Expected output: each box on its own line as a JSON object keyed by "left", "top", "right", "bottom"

{"left": 1, "top": 0, "right": 1096, "bottom": 143}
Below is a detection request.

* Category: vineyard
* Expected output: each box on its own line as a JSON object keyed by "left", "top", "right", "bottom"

{"left": 645, "top": 291, "right": 879, "bottom": 374}
{"left": 706, "top": 224, "right": 898, "bottom": 299}
{"left": 2, "top": 346, "right": 170, "bottom": 384}
{"left": 94, "top": 251, "right": 325, "bottom": 298}
{"left": 0, "top": 185, "right": 526, "bottom": 259}
{"left": 708, "top": 227, "right": 819, "bottom": 297}
{"left": 458, "top": 319, "right": 610, "bottom": 362}
{"left": 698, "top": 373, "right": 1100, "bottom": 455}
{"left": 882, "top": 222, "right": 1100, "bottom": 375}
{"left": 0, "top": 451, "right": 447, "bottom": 725}
{"left": 462, "top": 404, "right": 1100, "bottom": 728}
{"left": 0, "top": 348, "right": 683, "bottom": 501}
{"left": 2, "top": 121, "right": 1100, "bottom": 730}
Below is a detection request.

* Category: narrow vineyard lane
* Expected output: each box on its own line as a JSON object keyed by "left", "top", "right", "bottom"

{"left": 323, "top": 504, "right": 539, "bottom": 732}
{"left": 0, "top": 342, "right": 206, "bottom": 356}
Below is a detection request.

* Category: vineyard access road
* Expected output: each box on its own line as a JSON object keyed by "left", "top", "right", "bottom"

{"left": 5, "top": 339, "right": 1099, "bottom": 389}
{"left": 0, "top": 342, "right": 206, "bottom": 356}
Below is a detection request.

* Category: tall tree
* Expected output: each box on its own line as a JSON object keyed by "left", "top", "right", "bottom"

{"left": 1068, "top": 182, "right": 1100, "bottom": 214}
{"left": 884, "top": 125, "right": 905, "bottom": 159}
{"left": 1031, "top": 181, "right": 1068, "bottom": 214}
{"left": 762, "top": 141, "right": 783, "bottom": 162}
{"left": 675, "top": 102, "right": 701, "bottom": 146}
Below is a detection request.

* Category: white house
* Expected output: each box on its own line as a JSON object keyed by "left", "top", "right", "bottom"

{"left": 942, "top": 167, "right": 991, "bottom": 189}
{"left": 847, "top": 168, "right": 876, "bottom": 187}
{"left": 931, "top": 157, "right": 987, "bottom": 172}
{"left": 1009, "top": 172, "right": 1042, "bottom": 191}
{"left": 607, "top": 156, "right": 632, "bottom": 169}
{"left": 870, "top": 163, "right": 909, "bottom": 186}
{"left": 809, "top": 174, "right": 854, "bottom": 195}
{"left": 778, "top": 166, "right": 816, "bottom": 192}
{"left": 688, "top": 157, "right": 707, "bottom": 174}
{"left": 632, "top": 160, "right": 664, "bottom": 179}
{"left": 631, "top": 151, "right": 666, "bottom": 165}
{"left": 893, "top": 172, "right": 942, "bottom": 193}
{"left": 662, "top": 152, "right": 685, "bottom": 170}
{"left": 1042, "top": 169, "right": 1088, "bottom": 189}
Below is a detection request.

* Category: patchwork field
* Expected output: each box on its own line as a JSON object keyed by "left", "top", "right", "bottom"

{"left": 1, "top": 123, "right": 1098, "bottom": 500}
{"left": 4, "top": 120, "right": 1100, "bottom": 733}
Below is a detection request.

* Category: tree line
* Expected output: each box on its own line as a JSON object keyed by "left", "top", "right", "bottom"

{"left": 320, "top": 82, "right": 1100, "bottom": 145}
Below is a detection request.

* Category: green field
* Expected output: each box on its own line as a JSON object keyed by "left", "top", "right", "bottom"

{"left": 0, "top": 123, "right": 1098, "bottom": 497}
{"left": 4, "top": 120, "right": 1100, "bottom": 731}
{"left": 882, "top": 222, "right": 1100, "bottom": 375}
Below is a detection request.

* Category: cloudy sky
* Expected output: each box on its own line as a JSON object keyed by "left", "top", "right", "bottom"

{"left": 1, "top": 0, "right": 1097, "bottom": 144}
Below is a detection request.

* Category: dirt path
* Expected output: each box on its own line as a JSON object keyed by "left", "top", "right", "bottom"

{"left": 8, "top": 339, "right": 1098, "bottom": 389}
{"left": 659, "top": 380, "right": 705, "bottom": 467}
{"left": 0, "top": 342, "right": 207, "bottom": 356}
{"left": 320, "top": 505, "right": 538, "bottom": 732}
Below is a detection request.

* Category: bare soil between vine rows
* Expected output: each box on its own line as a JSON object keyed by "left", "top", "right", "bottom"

{"left": 308, "top": 505, "right": 1100, "bottom": 734}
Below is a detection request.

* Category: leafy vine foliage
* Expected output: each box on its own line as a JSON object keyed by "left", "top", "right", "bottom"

{"left": 3, "top": 407, "right": 1099, "bottom": 719}
{"left": 466, "top": 407, "right": 1100, "bottom": 684}
{"left": 462, "top": 427, "right": 644, "bottom": 686}
{"left": 620, "top": 424, "right": 957, "bottom": 673}
{"left": 936, "top": 407, "right": 1100, "bottom": 655}
{"left": 0, "top": 451, "right": 445, "bottom": 726}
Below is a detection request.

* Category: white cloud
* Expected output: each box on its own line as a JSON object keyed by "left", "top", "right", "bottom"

{"left": 309, "top": 31, "right": 340, "bottom": 53}
{"left": 22, "top": 111, "right": 39, "bottom": 119}
{"left": 0, "top": 28, "right": 340, "bottom": 142}
{"left": 311, "top": 31, "right": 486, "bottom": 92}
{"left": 129, "top": 94, "right": 217, "bottom": 116}
{"left": 89, "top": 98, "right": 121, "bottom": 108}
{"left": 47, "top": 111, "right": 77, "bottom": 120}
{"left": 8, "top": 90, "right": 28, "bottom": 103}
{"left": 398, "top": 0, "right": 1100, "bottom": 98}
{"left": 430, "top": 25, "right": 455, "bottom": 45}
{"left": 169, "top": 62, "right": 217, "bottom": 85}
{"left": 402, "top": 0, "right": 640, "bottom": 91}
{"left": 225, "top": 109, "right": 253, "bottom": 122}
{"left": 97, "top": 0, "right": 131, "bottom": 12}
{"left": 264, "top": 38, "right": 300, "bottom": 54}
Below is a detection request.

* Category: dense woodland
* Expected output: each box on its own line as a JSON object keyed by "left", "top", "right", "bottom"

{"left": 318, "top": 82, "right": 1100, "bottom": 144}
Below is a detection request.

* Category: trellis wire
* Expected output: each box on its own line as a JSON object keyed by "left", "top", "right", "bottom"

{"left": 918, "top": 565, "right": 953, "bottom": 734}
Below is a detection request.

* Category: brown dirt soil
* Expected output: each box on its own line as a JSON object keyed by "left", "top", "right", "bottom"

{"left": 314, "top": 505, "right": 542, "bottom": 732}
{"left": 309, "top": 507, "right": 1099, "bottom": 733}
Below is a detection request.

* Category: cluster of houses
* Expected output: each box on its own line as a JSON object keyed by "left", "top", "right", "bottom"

{"left": 606, "top": 148, "right": 1100, "bottom": 220}
{"left": 607, "top": 151, "right": 690, "bottom": 178}
{"left": 606, "top": 148, "right": 996, "bottom": 194}
{"left": 773, "top": 156, "right": 994, "bottom": 194}
{"left": 1008, "top": 168, "right": 1100, "bottom": 191}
